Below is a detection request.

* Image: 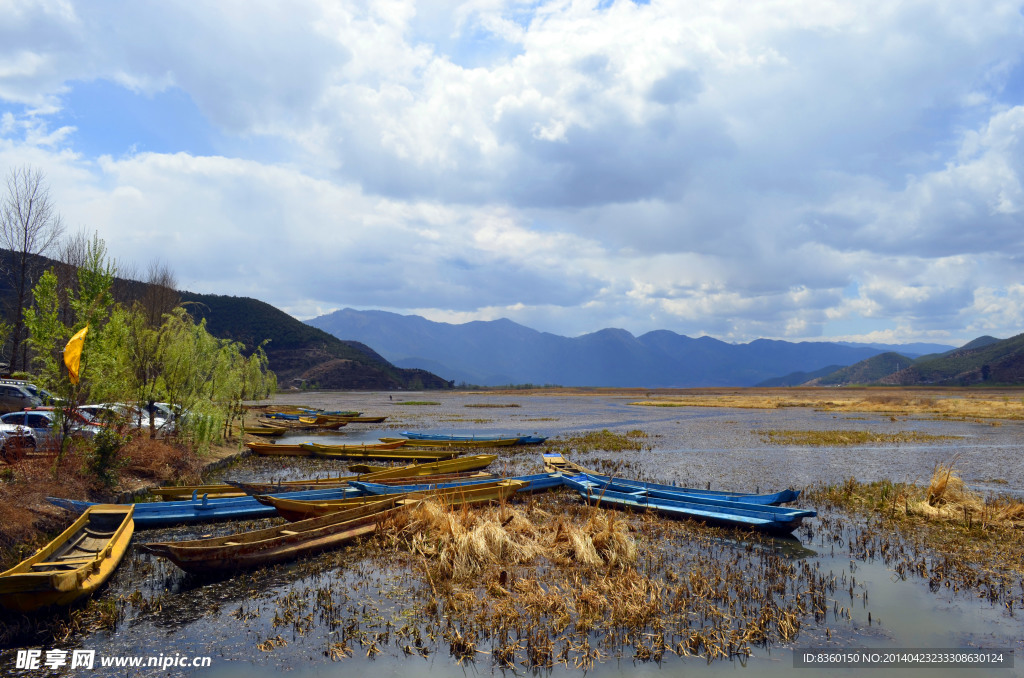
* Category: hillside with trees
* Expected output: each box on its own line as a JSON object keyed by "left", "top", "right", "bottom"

{"left": 179, "top": 292, "right": 451, "bottom": 390}
{"left": 788, "top": 334, "right": 1024, "bottom": 386}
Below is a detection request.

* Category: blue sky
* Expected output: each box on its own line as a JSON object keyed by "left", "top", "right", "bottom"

{"left": 2, "top": 1, "right": 1024, "bottom": 345}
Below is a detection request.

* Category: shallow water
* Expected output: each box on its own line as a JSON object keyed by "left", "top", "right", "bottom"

{"left": 2, "top": 391, "right": 1022, "bottom": 677}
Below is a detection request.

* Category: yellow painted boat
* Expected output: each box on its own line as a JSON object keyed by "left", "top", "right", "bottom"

{"left": 541, "top": 452, "right": 596, "bottom": 475}
{"left": 378, "top": 436, "right": 519, "bottom": 448}
{"left": 304, "top": 442, "right": 455, "bottom": 461}
{"left": 261, "top": 479, "right": 526, "bottom": 521}
{"left": 153, "top": 456, "right": 498, "bottom": 500}
{"left": 0, "top": 505, "right": 134, "bottom": 612}
{"left": 245, "top": 441, "right": 313, "bottom": 457}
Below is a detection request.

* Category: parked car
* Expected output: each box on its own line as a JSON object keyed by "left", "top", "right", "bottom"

{"left": 79, "top": 402, "right": 173, "bottom": 434}
{"left": 0, "top": 409, "right": 102, "bottom": 446}
{"left": 0, "top": 422, "right": 35, "bottom": 462}
{"left": 21, "top": 382, "right": 63, "bottom": 406}
{"left": 0, "top": 381, "right": 43, "bottom": 414}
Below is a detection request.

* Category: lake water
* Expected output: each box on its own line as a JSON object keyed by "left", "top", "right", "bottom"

{"left": 2, "top": 391, "right": 1021, "bottom": 677}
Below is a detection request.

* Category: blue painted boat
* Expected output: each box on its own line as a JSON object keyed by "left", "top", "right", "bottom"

{"left": 47, "top": 486, "right": 365, "bottom": 529}
{"left": 401, "top": 431, "right": 548, "bottom": 445}
{"left": 350, "top": 472, "right": 563, "bottom": 495}
{"left": 563, "top": 476, "right": 815, "bottom": 534}
{"left": 571, "top": 473, "right": 799, "bottom": 506}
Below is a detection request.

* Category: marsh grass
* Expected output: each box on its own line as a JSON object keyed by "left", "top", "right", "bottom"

{"left": 548, "top": 429, "right": 650, "bottom": 454}
{"left": 806, "top": 462, "right": 1024, "bottom": 582}
{"left": 464, "top": 403, "right": 521, "bottom": 408}
{"left": 757, "top": 429, "right": 960, "bottom": 446}
{"left": 633, "top": 390, "right": 1024, "bottom": 420}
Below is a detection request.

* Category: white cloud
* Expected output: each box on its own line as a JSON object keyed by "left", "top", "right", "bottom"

{"left": 1, "top": 0, "right": 1024, "bottom": 345}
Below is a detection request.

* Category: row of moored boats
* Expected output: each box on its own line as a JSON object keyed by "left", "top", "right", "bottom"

{"left": 0, "top": 450, "right": 814, "bottom": 613}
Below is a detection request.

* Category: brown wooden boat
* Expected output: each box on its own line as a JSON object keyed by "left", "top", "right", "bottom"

{"left": 303, "top": 442, "right": 455, "bottom": 461}
{"left": 245, "top": 441, "right": 315, "bottom": 457}
{"left": 260, "top": 479, "right": 526, "bottom": 521}
{"left": 138, "top": 498, "right": 399, "bottom": 574}
{"left": 229, "top": 471, "right": 493, "bottom": 496}
{"left": 152, "top": 455, "right": 498, "bottom": 501}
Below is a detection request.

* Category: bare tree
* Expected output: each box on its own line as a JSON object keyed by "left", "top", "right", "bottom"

{"left": 141, "top": 259, "right": 179, "bottom": 326}
{"left": 0, "top": 166, "right": 65, "bottom": 370}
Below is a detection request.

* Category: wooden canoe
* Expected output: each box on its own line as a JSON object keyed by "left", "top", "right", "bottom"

{"left": 352, "top": 472, "right": 563, "bottom": 495}
{"left": 568, "top": 473, "right": 800, "bottom": 506}
{"left": 0, "top": 505, "right": 134, "bottom": 612}
{"left": 229, "top": 471, "right": 493, "bottom": 496}
{"left": 378, "top": 437, "right": 519, "bottom": 448}
{"left": 563, "top": 477, "right": 815, "bottom": 534}
{"left": 139, "top": 498, "right": 400, "bottom": 574}
{"left": 234, "top": 455, "right": 500, "bottom": 496}
{"left": 151, "top": 484, "right": 248, "bottom": 500}
{"left": 262, "top": 479, "right": 527, "bottom": 521}
{"left": 402, "top": 431, "right": 548, "bottom": 445}
{"left": 242, "top": 425, "right": 287, "bottom": 437}
{"left": 303, "top": 442, "right": 455, "bottom": 461}
{"left": 158, "top": 456, "right": 501, "bottom": 502}
{"left": 542, "top": 452, "right": 596, "bottom": 475}
{"left": 245, "top": 441, "right": 314, "bottom": 456}
{"left": 47, "top": 485, "right": 361, "bottom": 529}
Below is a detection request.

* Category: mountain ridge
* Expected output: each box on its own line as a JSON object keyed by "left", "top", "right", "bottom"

{"left": 306, "top": 308, "right": 957, "bottom": 387}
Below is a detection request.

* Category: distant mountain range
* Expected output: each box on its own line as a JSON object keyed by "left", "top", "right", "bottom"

{"left": 306, "top": 308, "right": 958, "bottom": 387}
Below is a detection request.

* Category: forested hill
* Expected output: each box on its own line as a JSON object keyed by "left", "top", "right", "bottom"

{"left": 0, "top": 244, "right": 450, "bottom": 389}
{"left": 179, "top": 292, "right": 451, "bottom": 390}
{"left": 787, "top": 333, "right": 1024, "bottom": 386}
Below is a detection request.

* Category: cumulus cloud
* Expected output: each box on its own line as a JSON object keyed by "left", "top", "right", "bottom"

{"left": 1, "top": 0, "right": 1023, "bottom": 344}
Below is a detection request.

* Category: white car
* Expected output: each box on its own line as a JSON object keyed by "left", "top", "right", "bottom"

{"left": 0, "top": 422, "right": 35, "bottom": 462}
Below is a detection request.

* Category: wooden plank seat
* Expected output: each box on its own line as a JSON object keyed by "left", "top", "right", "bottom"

{"left": 31, "top": 557, "right": 97, "bottom": 568}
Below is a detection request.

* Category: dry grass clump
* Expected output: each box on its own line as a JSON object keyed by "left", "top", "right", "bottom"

{"left": 386, "top": 499, "right": 637, "bottom": 581}
{"left": 909, "top": 462, "right": 1024, "bottom": 528}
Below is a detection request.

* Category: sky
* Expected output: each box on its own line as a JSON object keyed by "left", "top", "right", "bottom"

{"left": 1, "top": 1, "right": 1023, "bottom": 345}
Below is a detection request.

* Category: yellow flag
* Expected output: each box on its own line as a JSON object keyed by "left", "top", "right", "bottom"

{"left": 64, "top": 326, "right": 89, "bottom": 385}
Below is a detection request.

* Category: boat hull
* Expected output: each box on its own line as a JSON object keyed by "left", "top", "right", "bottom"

{"left": 564, "top": 477, "right": 815, "bottom": 534}
{"left": 139, "top": 499, "right": 400, "bottom": 574}
{"left": 264, "top": 480, "right": 526, "bottom": 521}
{"left": 401, "top": 432, "right": 548, "bottom": 445}
{"left": 0, "top": 505, "right": 134, "bottom": 612}
{"left": 304, "top": 442, "right": 455, "bottom": 461}
{"left": 47, "top": 486, "right": 364, "bottom": 529}
{"left": 379, "top": 437, "right": 518, "bottom": 448}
